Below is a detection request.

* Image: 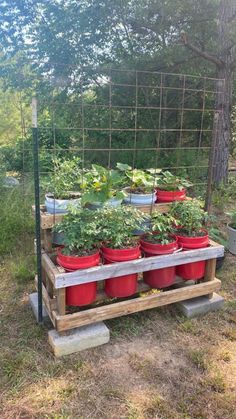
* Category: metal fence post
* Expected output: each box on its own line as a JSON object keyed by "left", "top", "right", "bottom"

{"left": 32, "top": 97, "right": 43, "bottom": 323}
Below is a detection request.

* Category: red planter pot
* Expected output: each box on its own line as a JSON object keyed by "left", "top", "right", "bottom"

{"left": 176, "top": 230, "right": 209, "bottom": 280}
{"left": 156, "top": 188, "right": 186, "bottom": 203}
{"left": 57, "top": 249, "right": 100, "bottom": 306}
{"left": 140, "top": 235, "right": 178, "bottom": 288}
{"left": 176, "top": 259, "right": 206, "bottom": 280}
{"left": 177, "top": 229, "right": 209, "bottom": 249}
{"left": 102, "top": 245, "right": 141, "bottom": 298}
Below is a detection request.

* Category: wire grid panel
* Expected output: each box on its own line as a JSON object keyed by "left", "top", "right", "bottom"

{"left": 34, "top": 68, "right": 223, "bottom": 195}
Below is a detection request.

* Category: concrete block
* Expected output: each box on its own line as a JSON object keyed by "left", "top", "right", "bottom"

{"left": 177, "top": 292, "right": 224, "bottom": 318}
{"left": 29, "top": 292, "right": 49, "bottom": 322}
{"left": 48, "top": 322, "right": 110, "bottom": 357}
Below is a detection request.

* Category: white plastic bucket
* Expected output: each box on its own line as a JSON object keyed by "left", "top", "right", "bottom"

{"left": 45, "top": 194, "right": 80, "bottom": 214}
{"left": 227, "top": 224, "right": 236, "bottom": 255}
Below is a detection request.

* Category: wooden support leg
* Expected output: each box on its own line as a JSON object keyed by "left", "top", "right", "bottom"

{"left": 43, "top": 229, "right": 52, "bottom": 252}
{"left": 204, "top": 258, "right": 217, "bottom": 299}
{"left": 56, "top": 288, "right": 66, "bottom": 316}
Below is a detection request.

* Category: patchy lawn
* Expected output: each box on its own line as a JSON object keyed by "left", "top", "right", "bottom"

{"left": 0, "top": 251, "right": 235, "bottom": 419}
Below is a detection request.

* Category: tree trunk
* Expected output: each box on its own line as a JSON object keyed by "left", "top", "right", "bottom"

{"left": 212, "top": 0, "right": 235, "bottom": 184}
{"left": 212, "top": 66, "right": 232, "bottom": 184}
{"left": 182, "top": 0, "right": 236, "bottom": 186}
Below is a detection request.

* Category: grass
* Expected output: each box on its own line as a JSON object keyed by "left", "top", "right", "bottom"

{"left": 0, "top": 183, "right": 236, "bottom": 418}
{"left": 0, "top": 183, "right": 34, "bottom": 257}
{"left": 188, "top": 349, "right": 209, "bottom": 371}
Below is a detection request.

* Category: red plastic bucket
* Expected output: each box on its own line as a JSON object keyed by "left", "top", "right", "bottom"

{"left": 176, "top": 229, "right": 209, "bottom": 249}
{"left": 176, "top": 230, "right": 209, "bottom": 280}
{"left": 176, "top": 260, "right": 206, "bottom": 280}
{"left": 156, "top": 188, "right": 186, "bottom": 203}
{"left": 101, "top": 245, "right": 141, "bottom": 297}
{"left": 140, "top": 235, "right": 178, "bottom": 288}
{"left": 57, "top": 249, "right": 100, "bottom": 306}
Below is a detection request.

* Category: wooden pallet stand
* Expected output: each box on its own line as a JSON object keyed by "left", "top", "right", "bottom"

{"left": 38, "top": 240, "right": 224, "bottom": 333}
{"left": 33, "top": 201, "right": 190, "bottom": 252}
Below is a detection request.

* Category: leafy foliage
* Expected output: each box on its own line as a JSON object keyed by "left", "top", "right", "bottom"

{"left": 54, "top": 207, "right": 101, "bottom": 256}
{"left": 81, "top": 164, "right": 126, "bottom": 204}
{"left": 208, "top": 227, "right": 227, "bottom": 247}
{"left": 144, "top": 212, "right": 177, "bottom": 245}
{"left": 169, "top": 199, "right": 208, "bottom": 236}
{"left": 117, "top": 163, "right": 159, "bottom": 193}
{"left": 96, "top": 205, "right": 146, "bottom": 248}
{"left": 156, "top": 171, "right": 192, "bottom": 191}
{"left": 226, "top": 210, "right": 236, "bottom": 229}
{"left": 43, "top": 157, "right": 83, "bottom": 199}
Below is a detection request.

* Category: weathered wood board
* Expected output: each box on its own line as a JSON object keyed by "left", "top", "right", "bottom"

{"left": 53, "top": 278, "right": 221, "bottom": 331}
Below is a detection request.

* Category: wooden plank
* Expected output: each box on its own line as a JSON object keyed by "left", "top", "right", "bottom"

{"left": 35, "top": 276, "right": 56, "bottom": 325}
{"left": 133, "top": 197, "right": 192, "bottom": 214}
{"left": 53, "top": 278, "right": 221, "bottom": 331}
{"left": 41, "top": 252, "right": 59, "bottom": 286}
{"left": 135, "top": 202, "right": 172, "bottom": 214}
{"left": 56, "top": 288, "right": 66, "bottom": 315}
{"left": 54, "top": 242, "right": 224, "bottom": 289}
{"left": 204, "top": 259, "right": 217, "bottom": 281}
{"left": 34, "top": 198, "right": 192, "bottom": 229}
{"left": 204, "top": 258, "right": 217, "bottom": 299}
{"left": 42, "top": 229, "right": 53, "bottom": 252}
{"left": 32, "top": 205, "right": 64, "bottom": 229}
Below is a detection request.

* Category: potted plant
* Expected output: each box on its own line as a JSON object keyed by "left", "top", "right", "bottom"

{"left": 169, "top": 199, "right": 209, "bottom": 280}
{"left": 140, "top": 212, "right": 179, "bottom": 288}
{"left": 81, "top": 164, "right": 126, "bottom": 209}
{"left": 97, "top": 206, "right": 145, "bottom": 297}
{"left": 227, "top": 210, "right": 236, "bottom": 255}
{"left": 54, "top": 208, "right": 101, "bottom": 306}
{"left": 156, "top": 171, "right": 192, "bottom": 203}
{"left": 44, "top": 157, "right": 82, "bottom": 214}
{"left": 116, "top": 163, "right": 160, "bottom": 205}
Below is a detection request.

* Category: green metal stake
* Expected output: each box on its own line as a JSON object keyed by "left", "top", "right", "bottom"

{"left": 32, "top": 97, "right": 43, "bottom": 324}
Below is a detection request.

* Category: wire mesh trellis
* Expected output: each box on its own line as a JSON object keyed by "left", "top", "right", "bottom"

{"left": 0, "top": 66, "right": 224, "bottom": 323}
{"left": 32, "top": 68, "right": 224, "bottom": 190}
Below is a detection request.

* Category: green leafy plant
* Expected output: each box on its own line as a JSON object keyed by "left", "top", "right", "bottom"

{"left": 169, "top": 199, "right": 208, "bottom": 236}
{"left": 81, "top": 164, "right": 126, "bottom": 205}
{"left": 96, "top": 205, "right": 146, "bottom": 248}
{"left": 43, "top": 157, "right": 83, "bottom": 199}
{"left": 53, "top": 207, "right": 101, "bottom": 256}
{"left": 156, "top": 171, "right": 192, "bottom": 191}
{"left": 144, "top": 212, "right": 177, "bottom": 245}
{"left": 227, "top": 210, "right": 236, "bottom": 229}
{"left": 209, "top": 227, "right": 227, "bottom": 247}
{"left": 116, "top": 163, "right": 160, "bottom": 193}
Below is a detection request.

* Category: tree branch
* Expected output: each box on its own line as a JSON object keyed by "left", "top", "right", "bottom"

{"left": 181, "top": 31, "right": 225, "bottom": 68}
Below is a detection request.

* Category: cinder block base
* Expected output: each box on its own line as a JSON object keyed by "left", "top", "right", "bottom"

{"left": 177, "top": 292, "right": 224, "bottom": 318}
{"left": 48, "top": 322, "right": 110, "bottom": 356}
{"left": 29, "top": 292, "right": 49, "bottom": 322}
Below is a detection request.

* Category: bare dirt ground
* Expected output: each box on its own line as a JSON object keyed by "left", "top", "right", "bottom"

{"left": 0, "top": 248, "right": 236, "bottom": 419}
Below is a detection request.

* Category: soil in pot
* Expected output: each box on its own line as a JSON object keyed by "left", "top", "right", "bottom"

{"left": 175, "top": 229, "right": 209, "bottom": 280}
{"left": 140, "top": 234, "right": 178, "bottom": 288}
{"left": 57, "top": 249, "right": 100, "bottom": 306}
{"left": 155, "top": 188, "right": 186, "bottom": 203}
{"left": 101, "top": 245, "right": 141, "bottom": 297}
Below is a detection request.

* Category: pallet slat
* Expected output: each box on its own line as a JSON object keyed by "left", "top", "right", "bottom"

{"left": 32, "top": 200, "right": 181, "bottom": 230}
{"left": 53, "top": 242, "right": 224, "bottom": 289}
{"left": 53, "top": 278, "right": 221, "bottom": 331}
